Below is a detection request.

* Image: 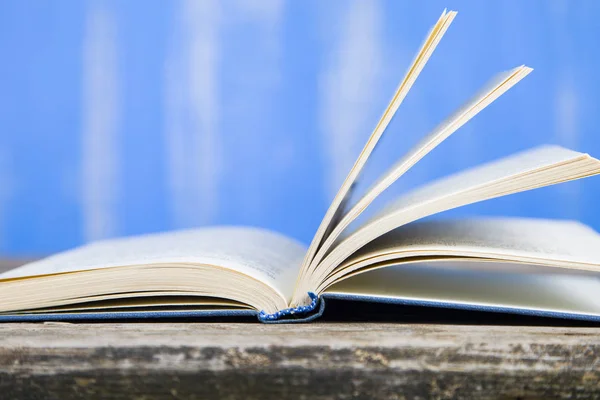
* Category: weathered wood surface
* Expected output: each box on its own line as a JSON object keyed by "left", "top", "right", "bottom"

{"left": 0, "top": 322, "right": 599, "bottom": 400}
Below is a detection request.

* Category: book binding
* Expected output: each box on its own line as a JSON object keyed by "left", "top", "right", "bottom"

{"left": 258, "top": 292, "right": 322, "bottom": 323}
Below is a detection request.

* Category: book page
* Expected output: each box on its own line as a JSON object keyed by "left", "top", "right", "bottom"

{"left": 291, "top": 145, "right": 600, "bottom": 306}
{"left": 324, "top": 261, "right": 600, "bottom": 317}
{"left": 0, "top": 226, "right": 307, "bottom": 303}
{"left": 319, "top": 218, "right": 600, "bottom": 291}
{"left": 307, "top": 66, "right": 532, "bottom": 271}
{"left": 294, "top": 10, "right": 457, "bottom": 298}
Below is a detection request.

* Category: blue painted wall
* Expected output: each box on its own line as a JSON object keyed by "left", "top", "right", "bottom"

{"left": 0, "top": 0, "right": 599, "bottom": 256}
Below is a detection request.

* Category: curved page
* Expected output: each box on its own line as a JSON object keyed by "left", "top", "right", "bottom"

{"left": 319, "top": 218, "right": 600, "bottom": 291}
{"left": 1, "top": 226, "right": 307, "bottom": 306}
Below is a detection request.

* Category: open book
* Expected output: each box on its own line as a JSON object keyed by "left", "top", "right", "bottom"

{"left": 3, "top": 10, "right": 600, "bottom": 323}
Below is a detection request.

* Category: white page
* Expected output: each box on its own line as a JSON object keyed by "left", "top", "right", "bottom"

{"left": 1, "top": 226, "right": 307, "bottom": 303}
{"left": 325, "top": 261, "right": 600, "bottom": 317}
{"left": 319, "top": 218, "right": 600, "bottom": 291}
{"left": 307, "top": 66, "right": 532, "bottom": 271}
{"left": 355, "top": 218, "right": 600, "bottom": 264}
{"left": 294, "top": 10, "right": 457, "bottom": 295}
{"left": 291, "top": 145, "right": 600, "bottom": 306}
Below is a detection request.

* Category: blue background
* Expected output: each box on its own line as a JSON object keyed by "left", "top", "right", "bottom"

{"left": 0, "top": 0, "right": 599, "bottom": 256}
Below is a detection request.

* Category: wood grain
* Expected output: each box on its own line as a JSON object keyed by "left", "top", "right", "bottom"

{"left": 1, "top": 322, "right": 599, "bottom": 399}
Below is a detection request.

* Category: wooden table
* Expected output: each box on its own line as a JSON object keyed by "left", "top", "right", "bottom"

{"left": 1, "top": 262, "right": 599, "bottom": 399}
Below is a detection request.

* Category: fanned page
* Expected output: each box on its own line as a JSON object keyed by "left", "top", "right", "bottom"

{"left": 0, "top": 227, "right": 307, "bottom": 314}
{"left": 292, "top": 146, "right": 600, "bottom": 306}
{"left": 307, "top": 66, "right": 533, "bottom": 272}
{"left": 294, "top": 10, "right": 457, "bottom": 296}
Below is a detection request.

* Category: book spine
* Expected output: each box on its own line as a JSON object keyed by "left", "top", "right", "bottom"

{"left": 258, "top": 292, "right": 321, "bottom": 323}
